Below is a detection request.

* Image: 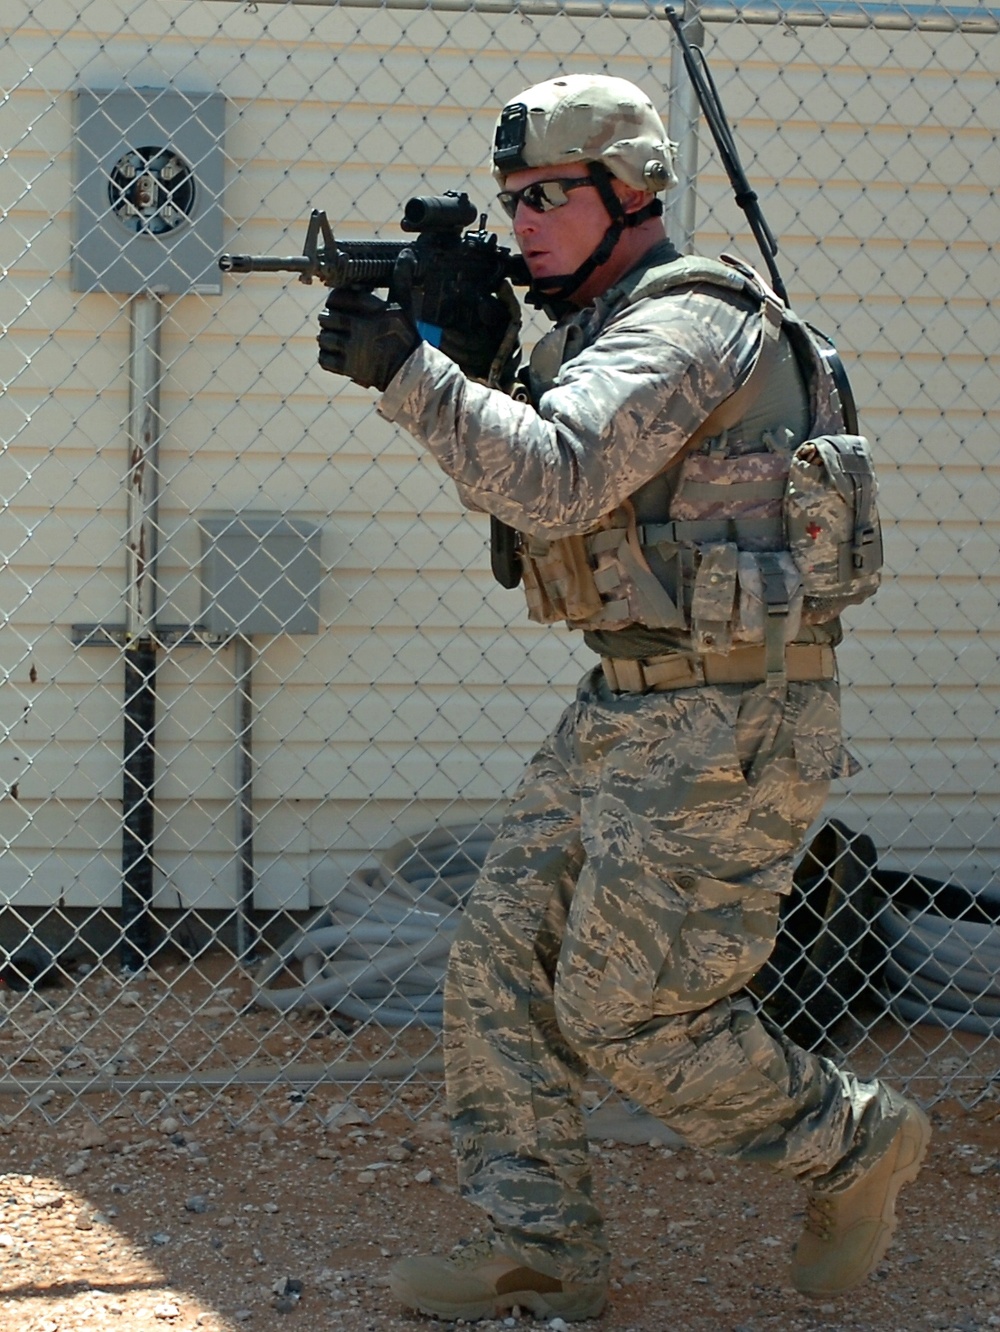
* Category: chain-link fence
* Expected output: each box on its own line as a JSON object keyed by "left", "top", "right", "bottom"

{"left": 2, "top": 0, "right": 998, "bottom": 1129}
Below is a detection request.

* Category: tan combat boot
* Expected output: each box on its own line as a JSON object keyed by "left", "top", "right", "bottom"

{"left": 792, "top": 1096, "right": 931, "bottom": 1297}
{"left": 388, "top": 1232, "right": 607, "bottom": 1322}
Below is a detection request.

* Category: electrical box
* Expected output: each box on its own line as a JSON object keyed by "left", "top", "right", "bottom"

{"left": 198, "top": 514, "right": 322, "bottom": 638}
{"left": 72, "top": 87, "right": 225, "bottom": 295}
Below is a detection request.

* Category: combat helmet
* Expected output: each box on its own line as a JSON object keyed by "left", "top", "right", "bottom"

{"left": 492, "top": 72, "right": 678, "bottom": 194}
{"left": 491, "top": 74, "right": 677, "bottom": 313}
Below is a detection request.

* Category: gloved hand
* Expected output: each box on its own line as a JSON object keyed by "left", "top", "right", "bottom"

{"left": 317, "top": 288, "right": 420, "bottom": 391}
{"left": 435, "top": 283, "right": 521, "bottom": 388}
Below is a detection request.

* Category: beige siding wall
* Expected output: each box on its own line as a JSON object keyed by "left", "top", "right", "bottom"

{"left": 699, "top": 21, "right": 1000, "bottom": 885}
{"left": 2, "top": 3, "right": 997, "bottom": 910}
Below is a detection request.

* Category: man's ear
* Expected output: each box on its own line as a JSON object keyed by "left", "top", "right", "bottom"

{"left": 614, "top": 179, "right": 656, "bottom": 216}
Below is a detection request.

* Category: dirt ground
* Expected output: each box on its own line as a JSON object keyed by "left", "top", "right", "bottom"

{"left": 1, "top": 960, "right": 999, "bottom": 1332}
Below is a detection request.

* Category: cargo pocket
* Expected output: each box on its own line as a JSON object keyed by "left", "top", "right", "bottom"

{"left": 650, "top": 870, "right": 781, "bottom": 1017}
{"left": 789, "top": 682, "right": 860, "bottom": 782}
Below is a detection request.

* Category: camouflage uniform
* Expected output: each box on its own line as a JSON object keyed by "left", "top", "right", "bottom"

{"left": 379, "top": 243, "right": 901, "bottom": 1286}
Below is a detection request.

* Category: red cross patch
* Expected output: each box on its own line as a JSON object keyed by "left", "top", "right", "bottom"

{"left": 806, "top": 522, "right": 823, "bottom": 540}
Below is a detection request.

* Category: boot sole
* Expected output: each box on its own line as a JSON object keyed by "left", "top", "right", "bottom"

{"left": 795, "top": 1103, "right": 932, "bottom": 1297}
{"left": 388, "top": 1278, "right": 607, "bottom": 1323}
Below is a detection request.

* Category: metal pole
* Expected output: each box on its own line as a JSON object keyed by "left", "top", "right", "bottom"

{"left": 664, "top": 0, "right": 703, "bottom": 256}
{"left": 120, "top": 290, "right": 164, "bottom": 974}
{"left": 197, "top": 0, "right": 1000, "bottom": 33}
{"left": 234, "top": 633, "right": 258, "bottom": 961}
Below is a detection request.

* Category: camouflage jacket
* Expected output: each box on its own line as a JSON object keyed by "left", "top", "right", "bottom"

{"left": 379, "top": 240, "right": 847, "bottom": 658}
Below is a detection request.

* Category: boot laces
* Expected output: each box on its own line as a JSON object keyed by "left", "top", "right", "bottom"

{"left": 803, "top": 1194, "right": 836, "bottom": 1239}
{"left": 448, "top": 1233, "right": 498, "bottom": 1268}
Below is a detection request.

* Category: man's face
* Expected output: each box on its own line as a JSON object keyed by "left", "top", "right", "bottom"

{"left": 498, "top": 163, "right": 612, "bottom": 284}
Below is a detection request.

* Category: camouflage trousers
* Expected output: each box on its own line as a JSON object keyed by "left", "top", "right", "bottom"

{"left": 444, "top": 666, "right": 901, "bottom": 1284}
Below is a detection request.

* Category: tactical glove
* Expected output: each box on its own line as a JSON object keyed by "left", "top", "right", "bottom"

{"left": 317, "top": 288, "right": 421, "bottom": 391}
{"left": 434, "top": 283, "right": 521, "bottom": 388}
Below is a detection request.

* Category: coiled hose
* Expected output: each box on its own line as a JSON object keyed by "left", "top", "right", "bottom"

{"left": 252, "top": 817, "right": 1000, "bottom": 1038}
{"left": 251, "top": 824, "right": 497, "bottom": 1027}
{"left": 874, "top": 869, "right": 1000, "bottom": 1035}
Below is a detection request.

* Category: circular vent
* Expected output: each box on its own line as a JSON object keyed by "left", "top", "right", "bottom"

{"left": 108, "top": 146, "right": 195, "bottom": 235}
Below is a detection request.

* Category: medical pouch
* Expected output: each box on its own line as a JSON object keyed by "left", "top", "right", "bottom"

{"left": 785, "top": 433, "right": 882, "bottom": 615}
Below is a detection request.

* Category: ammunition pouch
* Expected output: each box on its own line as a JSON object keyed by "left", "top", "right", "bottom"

{"left": 518, "top": 428, "right": 882, "bottom": 664}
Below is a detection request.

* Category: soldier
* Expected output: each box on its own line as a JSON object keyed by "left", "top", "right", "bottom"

{"left": 316, "top": 73, "right": 929, "bottom": 1324}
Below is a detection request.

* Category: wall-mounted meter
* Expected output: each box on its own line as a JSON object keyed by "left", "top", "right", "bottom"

{"left": 72, "top": 87, "right": 225, "bottom": 295}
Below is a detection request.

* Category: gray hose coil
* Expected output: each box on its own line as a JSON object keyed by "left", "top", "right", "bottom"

{"left": 882, "top": 955, "right": 1000, "bottom": 1019}
{"left": 889, "top": 991, "right": 1000, "bottom": 1037}
{"left": 877, "top": 900, "right": 1000, "bottom": 991}
{"left": 875, "top": 874, "right": 1000, "bottom": 1035}
{"left": 251, "top": 823, "right": 497, "bottom": 1026}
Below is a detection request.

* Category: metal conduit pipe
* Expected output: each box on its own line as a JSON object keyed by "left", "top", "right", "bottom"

{"left": 120, "top": 291, "right": 164, "bottom": 975}
{"left": 234, "top": 635, "right": 258, "bottom": 961}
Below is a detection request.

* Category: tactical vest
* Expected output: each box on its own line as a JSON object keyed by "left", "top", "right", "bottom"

{"left": 512, "top": 255, "right": 882, "bottom": 663}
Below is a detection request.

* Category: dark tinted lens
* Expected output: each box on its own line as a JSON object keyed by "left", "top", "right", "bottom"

{"left": 533, "top": 181, "right": 571, "bottom": 210}
{"left": 496, "top": 179, "right": 585, "bottom": 220}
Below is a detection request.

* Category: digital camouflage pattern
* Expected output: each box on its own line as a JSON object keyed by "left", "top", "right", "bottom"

{"left": 379, "top": 243, "right": 902, "bottom": 1284}
{"left": 444, "top": 670, "right": 903, "bottom": 1283}
{"left": 379, "top": 242, "right": 754, "bottom": 546}
{"left": 381, "top": 246, "right": 859, "bottom": 648}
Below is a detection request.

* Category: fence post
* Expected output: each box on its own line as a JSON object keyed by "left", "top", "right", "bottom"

{"left": 664, "top": 0, "right": 702, "bottom": 255}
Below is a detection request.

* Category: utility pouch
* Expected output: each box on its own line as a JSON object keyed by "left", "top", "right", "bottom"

{"left": 690, "top": 542, "right": 738, "bottom": 652}
{"left": 519, "top": 533, "right": 605, "bottom": 625}
{"left": 786, "top": 433, "right": 882, "bottom": 612}
{"left": 734, "top": 550, "right": 804, "bottom": 647}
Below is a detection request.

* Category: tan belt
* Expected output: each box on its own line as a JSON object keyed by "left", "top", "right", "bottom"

{"left": 601, "top": 644, "right": 836, "bottom": 694}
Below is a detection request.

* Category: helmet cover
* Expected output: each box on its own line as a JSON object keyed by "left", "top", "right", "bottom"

{"left": 492, "top": 73, "right": 678, "bottom": 194}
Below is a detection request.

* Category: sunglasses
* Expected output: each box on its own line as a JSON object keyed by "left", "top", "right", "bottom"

{"left": 496, "top": 177, "right": 596, "bottom": 220}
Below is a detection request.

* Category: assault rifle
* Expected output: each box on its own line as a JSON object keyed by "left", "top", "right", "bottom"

{"left": 219, "top": 190, "right": 528, "bottom": 588}
{"left": 219, "top": 190, "right": 528, "bottom": 347}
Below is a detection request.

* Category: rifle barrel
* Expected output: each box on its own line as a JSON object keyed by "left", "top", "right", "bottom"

{"left": 218, "top": 254, "right": 312, "bottom": 274}
{"left": 219, "top": 239, "right": 407, "bottom": 287}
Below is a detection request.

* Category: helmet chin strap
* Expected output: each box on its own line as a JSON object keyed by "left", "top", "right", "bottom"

{"left": 524, "top": 162, "right": 663, "bottom": 319}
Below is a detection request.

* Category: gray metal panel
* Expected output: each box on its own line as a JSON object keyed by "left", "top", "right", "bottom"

{"left": 198, "top": 514, "right": 322, "bottom": 637}
{"left": 72, "top": 87, "right": 225, "bottom": 295}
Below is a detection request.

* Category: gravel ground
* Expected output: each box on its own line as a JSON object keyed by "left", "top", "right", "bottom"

{"left": 1, "top": 959, "right": 998, "bottom": 1331}
{"left": 2, "top": 1083, "right": 999, "bottom": 1332}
